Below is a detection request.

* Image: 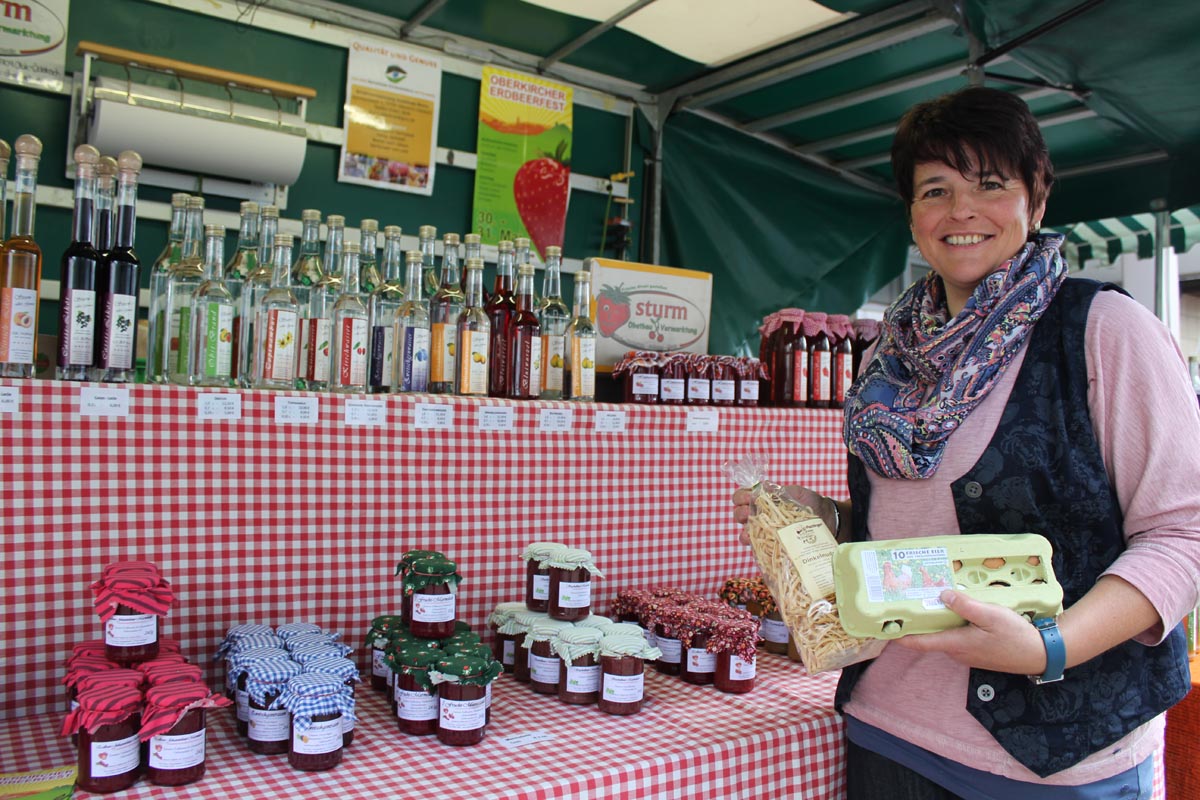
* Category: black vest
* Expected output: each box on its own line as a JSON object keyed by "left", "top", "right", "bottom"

{"left": 837, "top": 278, "right": 1191, "bottom": 778}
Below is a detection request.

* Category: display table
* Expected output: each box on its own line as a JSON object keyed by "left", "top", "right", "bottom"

{"left": 4, "top": 653, "right": 844, "bottom": 799}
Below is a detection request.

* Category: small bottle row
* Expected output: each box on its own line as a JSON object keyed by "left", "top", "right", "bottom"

{"left": 757, "top": 310, "right": 882, "bottom": 408}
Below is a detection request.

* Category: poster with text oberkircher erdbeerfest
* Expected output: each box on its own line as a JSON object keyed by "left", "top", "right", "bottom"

{"left": 339, "top": 39, "right": 441, "bottom": 196}
{"left": 472, "top": 66, "right": 573, "bottom": 261}
{"left": 0, "top": 0, "right": 69, "bottom": 92}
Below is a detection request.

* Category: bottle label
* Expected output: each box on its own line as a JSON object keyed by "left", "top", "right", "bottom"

{"left": 0, "top": 288, "right": 37, "bottom": 364}
{"left": 372, "top": 647, "right": 387, "bottom": 678}
{"left": 739, "top": 380, "right": 759, "bottom": 401}
{"left": 458, "top": 329, "right": 489, "bottom": 395}
{"left": 400, "top": 325, "right": 430, "bottom": 391}
{"left": 336, "top": 317, "right": 368, "bottom": 387}
{"left": 565, "top": 664, "right": 600, "bottom": 694}
{"left": 514, "top": 334, "right": 540, "bottom": 397}
{"left": 412, "top": 591, "right": 455, "bottom": 622}
{"left": 712, "top": 380, "right": 736, "bottom": 401}
{"left": 762, "top": 617, "right": 789, "bottom": 644}
{"left": 291, "top": 717, "right": 342, "bottom": 754}
{"left": 570, "top": 336, "right": 595, "bottom": 397}
{"left": 541, "top": 334, "right": 564, "bottom": 391}
{"left": 838, "top": 351, "right": 853, "bottom": 402}
{"left": 263, "top": 310, "right": 298, "bottom": 381}
{"left": 170, "top": 302, "right": 189, "bottom": 373}
{"left": 687, "top": 378, "right": 710, "bottom": 401}
{"left": 299, "top": 317, "right": 311, "bottom": 381}
{"left": 631, "top": 373, "right": 659, "bottom": 395}
{"left": 101, "top": 293, "right": 137, "bottom": 370}
{"left": 308, "top": 318, "right": 331, "bottom": 382}
{"left": 529, "top": 336, "right": 543, "bottom": 396}
{"left": 793, "top": 351, "right": 808, "bottom": 401}
{"left": 439, "top": 696, "right": 486, "bottom": 731}
{"left": 397, "top": 688, "right": 437, "bottom": 721}
{"left": 529, "top": 653, "right": 560, "bottom": 684}
{"left": 502, "top": 639, "right": 516, "bottom": 666}
{"left": 660, "top": 378, "right": 685, "bottom": 400}
{"left": 814, "top": 351, "right": 832, "bottom": 401}
{"left": 248, "top": 707, "right": 290, "bottom": 741}
{"left": 89, "top": 732, "right": 139, "bottom": 777}
{"left": 557, "top": 579, "right": 591, "bottom": 608}
{"left": 729, "top": 653, "right": 757, "bottom": 680}
{"left": 105, "top": 613, "right": 157, "bottom": 646}
{"left": 65, "top": 288, "right": 96, "bottom": 366}
{"left": 149, "top": 728, "right": 205, "bottom": 769}
{"left": 687, "top": 648, "right": 717, "bottom": 673}
{"left": 236, "top": 689, "right": 249, "bottom": 722}
{"left": 430, "top": 322, "right": 455, "bottom": 383}
{"left": 200, "top": 302, "right": 234, "bottom": 378}
{"left": 369, "top": 325, "right": 394, "bottom": 389}
{"left": 657, "top": 636, "right": 682, "bottom": 663}
{"left": 602, "top": 671, "right": 644, "bottom": 703}
{"left": 532, "top": 573, "right": 549, "bottom": 601}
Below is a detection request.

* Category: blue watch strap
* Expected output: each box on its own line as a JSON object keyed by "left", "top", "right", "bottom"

{"left": 1031, "top": 617, "right": 1065, "bottom": 684}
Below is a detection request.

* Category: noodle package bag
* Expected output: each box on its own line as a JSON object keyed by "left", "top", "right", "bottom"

{"left": 722, "top": 454, "right": 885, "bottom": 674}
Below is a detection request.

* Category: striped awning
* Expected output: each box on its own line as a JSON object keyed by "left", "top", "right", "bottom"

{"left": 1050, "top": 207, "right": 1200, "bottom": 268}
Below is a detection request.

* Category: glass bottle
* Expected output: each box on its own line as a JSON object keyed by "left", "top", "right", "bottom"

{"left": 485, "top": 240, "right": 516, "bottom": 398}
{"left": 508, "top": 263, "right": 542, "bottom": 400}
{"left": 93, "top": 150, "right": 143, "bottom": 383}
{"left": 791, "top": 321, "right": 812, "bottom": 408}
{"left": 456, "top": 257, "right": 490, "bottom": 396}
{"left": 321, "top": 215, "right": 345, "bottom": 295}
{"left": 394, "top": 250, "right": 430, "bottom": 393}
{"left": 254, "top": 234, "right": 301, "bottom": 390}
{"left": 805, "top": 311, "right": 831, "bottom": 408}
{"left": 429, "top": 233, "right": 464, "bottom": 394}
{"left": 358, "top": 218, "right": 381, "bottom": 295}
{"left": 0, "top": 134, "right": 44, "bottom": 379}
{"left": 292, "top": 209, "right": 325, "bottom": 389}
{"left": 306, "top": 262, "right": 339, "bottom": 393}
{"left": 146, "top": 192, "right": 189, "bottom": 383}
{"left": 258, "top": 204, "right": 279, "bottom": 268}
{"left": 772, "top": 321, "right": 796, "bottom": 406}
{"left": 164, "top": 196, "right": 205, "bottom": 385}
{"left": 94, "top": 156, "right": 117, "bottom": 256}
{"left": 515, "top": 237, "right": 539, "bottom": 309}
{"left": 368, "top": 225, "right": 403, "bottom": 393}
{"left": 330, "top": 242, "right": 369, "bottom": 393}
{"left": 224, "top": 201, "right": 259, "bottom": 384}
{"left": 564, "top": 268, "right": 596, "bottom": 401}
{"left": 57, "top": 144, "right": 102, "bottom": 381}
{"left": 237, "top": 212, "right": 276, "bottom": 388}
{"left": 188, "top": 224, "right": 236, "bottom": 387}
{"left": 538, "top": 245, "right": 570, "bottom": 399}
{"left": 460, "top": 232, "right": 481, "bottom": 295}
{"left": 830, "top": 313, "right": 854, "bottom": 408}
{"left": 419, "top": 224, "right": 438, "bottom": 301}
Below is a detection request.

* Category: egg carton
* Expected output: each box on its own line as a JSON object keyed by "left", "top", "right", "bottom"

{"left": 833, "top": 533, "right": 1064, "bottom": 639}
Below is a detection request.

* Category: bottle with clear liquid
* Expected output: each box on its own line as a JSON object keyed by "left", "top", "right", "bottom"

{"left": 368, "top": 225, "right": 403, "bottom": 393}
{"left": 508, "top": 264, "right": 542, "bottom": 400}
{"left": 258, "top": 204, "right": 279, "bottom": 267}
{"left": 460, "top": 233, "right": 481, "bottom": 295}
{"left": 188, "top": 224, "right": 236, "bottom": 387}
{"left": 0, "top": 135, "right": 44, "bottom": 379}
{"left": 253, "top": 233, "right": 301, "bottom": 390}
{"left": 485, "top": 240, "right": 516, "bottom": 398}
{"left": 419, "top": 225, "right": 438, "bottom": 301}
{"left": 95, "top": 156, "right": 117, "bottom": 256}
{"left": 322, "top": 215, "right": 345, "bottom": 294}
{"left": 514, "top": 236, "right": 539, "bottom": 310}
{"left": 394, "top": 250, "right": 430, "bottom": 393}
{"left": 224, "top": 201, "right": 259, "bottom": 384}
{"left": 564, "top": 268, "right": 596, "bottom": 402}
{"left": 538, "top": 245, "right": 570, "bottom": 399}
{"left": 164, "top": 196, "right": 205, "bottom": 384}
{"left": 145, "top": 192, "right": 188, "bottom": 383}
{"left": 92, "top": 150, "right": 143, "bottom": 383}
{"left": 330, "top": 242, "right": 368, "bottom": 393}
{"left": 292, "top": 209, "right": 325, "bottom": 389}
{"left": 358, "top": 219, "right": 381, "bottom": 295}
{"left": 429, "top": 233, "right": 464, "bottom": 394}
{"left": 57, "top": 144, "right": 102, "bottom": 381}
{"left": 237, "top": 207, "right": 278, "bottom": 387}
{"left": 456, "top": 257, "right": 490, "bottom": 396}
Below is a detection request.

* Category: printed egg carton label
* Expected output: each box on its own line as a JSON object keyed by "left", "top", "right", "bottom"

{"left": 833, "top": 533, "right": 1063, "bottom": 639}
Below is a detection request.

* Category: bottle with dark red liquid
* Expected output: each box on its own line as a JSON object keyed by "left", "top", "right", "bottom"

{"left": 828, "top": 313, "right": 854, "bottom": 409}
{"left": 485, "top": 239, "right": 517, "bottom": 397}
{"left": 507, "top": 263, "right": 542, "bottom": 399}
{"left": 93, "top": 150, "right": 143, "bottom": 383}
{"left": 803, "top": 312, "right": 831, "bottom": 408}
{"left": 57, "top": 144, "right": 102, "bottom": 381}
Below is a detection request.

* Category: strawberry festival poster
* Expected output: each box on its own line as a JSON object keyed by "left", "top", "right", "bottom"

{"left": 339, "top": 39, "right": 441, "bottom": 196}
{"left": 472, "top": 66, "right": 572, "bottom": 260}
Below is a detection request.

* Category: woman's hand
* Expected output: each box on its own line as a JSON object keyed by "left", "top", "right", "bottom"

{"left": 731, "top": 485, "right": 840, "bottom": 545}
{"left": 895, "top": 590, "right": 1047, "bottom": 675}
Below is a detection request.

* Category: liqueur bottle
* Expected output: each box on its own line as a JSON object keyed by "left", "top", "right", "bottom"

{"left": 57, "top": 144, "right": 102, "bottom": 381}
{"left": 419, "top": 224, "right": 438, "bottom": 302}
{"left": 428, "top": 233, "right": 464, "bottom": 394}
{"left": 291, "top": 209, "right": 325, "bottom": 389}
{"left": 460, "top": 233, "right": 482, "bottom": 296}
{"left": 305, "top": 258, "right": 339, "bottom": 393}
{"left": 508, "top": 264, "right": 542, "bottom": 400}
{"left": 829, "top": 314, "right": 854, "bottom": 408}
{"left": 368, "top": 225, "right": 404, "bottom": 393}
{"left": 94, "top": 156, "right": 117, "bottom": 255}
{"left": 789, "top": 320, "right": 810, "bottom": 408}
{"left": 92, "top": 151, "right": 144, "bottom": 383}
{"left": 145, "top": 192, "right": 189, "bottom": 383}
{"left": 485, "top": 240, "right": 516, "bottom": 398}
{"left": 394, "top": 250, "right": 430, "bottom": 393}
{"left": 188, "top": 224, "right": 236, "bottom": 387}
{"left": 514, "top": 236, "right": 539, "bottom": 309}
{"left": 258, "top": 204, "right": 279, "bottom": 268}
{"left": 253, "top": 234, "right": 301, "bottom": 390}
{"left": 0, "top": 135, "right": 44, "bottom": 379}
{"left": 358, "top": 219, "right": 381, "bottom": 295}
{"left": 164, "top": 196, "right": 205, "bottom": 385}
{"left": 804, "top": 311, "right": 831, "bottom": 408}
{"left": 538, "top": 245, "right": 570, "bottom": 399}
{"left": 237, "top": 207, "right": 277, "bottom": 387}
{"left": 223, "top": 201, "right": 259, "bottom": 383}
{"left": 329, "top": 242, "right": 369, "bottom": 393}
{"left": 563, "top": 268, "right": 596, "bottom": 402}
{"left": 321, "top": 215, "right": 345, "bottom": 295}
{"left": 455, "top": 257, "right": 490, "bottom": 396}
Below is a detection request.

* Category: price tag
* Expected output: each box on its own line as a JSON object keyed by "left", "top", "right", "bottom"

{"left": 274, "top": 396, "right": 319, "bottom": 424}
{"left": 414, "top": 403, "right": 454, "bottom": 429}
{"left": 0, "top": 386, "right": 18, "bottom": 413}
{"left": 197, "top": 393, "right": 242, "bottom": 420}
{"left": 477, "top": 406, "right": 514, "bottom": 432}
{"left": 80, "top": 387, "right": 130, "bottom": 417}
{"left": 685, "top": 409, "right": 720, "bottom": 432}
{"left": 344, "top": 399, "right": 386, "bottom": 426}
{"left": 594, "top": 409, "right": 627, "bottom": 432}
{"left": 497, "top": 731, "right": 555, "bottom": 749}
{"left": 538, "top": 407, "right": 573, "bottom": 432}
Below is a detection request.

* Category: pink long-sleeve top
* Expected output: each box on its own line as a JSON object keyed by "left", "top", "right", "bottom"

{"left": 844, "top": 289, "right": 1200, "bottom": 785}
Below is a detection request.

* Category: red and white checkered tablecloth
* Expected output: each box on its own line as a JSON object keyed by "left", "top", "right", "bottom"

{"left": 6, "top": 653, "right": 845, "bottom": 800}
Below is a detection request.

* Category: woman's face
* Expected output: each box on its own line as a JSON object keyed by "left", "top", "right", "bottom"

{"left": 910, "top": 158, "right": 1045, "bottom": 315}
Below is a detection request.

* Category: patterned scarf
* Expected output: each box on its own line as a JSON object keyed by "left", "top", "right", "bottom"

{"left": 844, "top": 232, "right": 1067, "bottom": 480}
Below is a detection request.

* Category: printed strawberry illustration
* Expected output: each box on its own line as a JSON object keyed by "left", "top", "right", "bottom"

{"left": 596, "top": 284, "right": 631, "bottom": 336}
{"left": 513, "top": 140, "right": 570, "bottom": 258}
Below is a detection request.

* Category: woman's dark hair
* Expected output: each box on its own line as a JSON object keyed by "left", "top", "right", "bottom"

{"left": 891, "top": 86, "right": 1054, "bottom": 221}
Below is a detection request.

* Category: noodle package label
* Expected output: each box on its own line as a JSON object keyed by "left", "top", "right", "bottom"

{"left": 777, "top": 518, "right": 838, "bottom": 600}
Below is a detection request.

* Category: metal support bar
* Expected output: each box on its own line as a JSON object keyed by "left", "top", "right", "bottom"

{"left": 982, "top": 70, "right": 1088, "bottom": 98}
{"left": 400, "top": 0, "right": 449, "bottom": 37}
{"left": 1153, "top": 199, "right": 1170, "bottom": 320}
{"left": 1055, "top": 151, "right": 1169, "bottom": 179}
{"left": 538, "top": 0, "right": 659, "bottom": 73}
{"left": 974, "top": 0, "right": 1108, "bottom": 67}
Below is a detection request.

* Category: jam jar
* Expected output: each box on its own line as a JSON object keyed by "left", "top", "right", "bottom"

{"left": 96, "top": 562, "right": 170, "bottom": 666}
{"left": 141, "top": 683, "right": 228, "bottom": 786}
{"left": 521, "top": 542, "right": 566, "bottom": 612}
{"left": 552, "top": 627, "right": 603, "bottom": 705}
{"left": 455, "top": 644, "right": 498, "bottom": 722}
{"left": 245, "top": 659, "right": 303, "bottom": 755}
{"left": 231, "top": 647, "right": 292, "bottom": 737}
{"left": 396, "top": 549, "right": 444, "bottom": 625}
{"left": 278, "top": 674, "right": 352, "bottom": 772}
{"left": 615, "top": 351, "right": 660, "bottom": 404}
{"left": 710, "top": 617, "right": 761, "bottom": 694}
{"left": 652, "top": 622, "right": 682, "bottom": 676}
{"left": 509, "top": 610, "right": 547, "bottom": 683}
{"left": 658, "top": 352, "right": 687, "bottom": 404}
{"left": 302, "top": 656, "right": 361, "bottom": 747}
{"left": 681, "top": 623, "right": 718, "bottom": 686}
{"left": 368, "top": 615, "right": 404, "bottom": 691}
{"left": 223, "top": 632, "right": 286, "bottom": 699}
{"left": 709, "top": 356, "right": 738, "bottom": 406}
{"left": 685, "top": 353, "right": 712, "bottom": 405}
{"left": 525, "top": 620, "right": 572, "bottom": 694}
{"left": 547, "top": 547, "right": 603, "bottom": 622}
{"left": 488, "top": 601, "right": 527, "bottom": 672}
{"left": 406, "top": 555, "right": 462, "bottom": 639}
{"left": 431, "top": 654, "right": 501, "bottom": 747}
{"left": 393, "top": 647, "right": 441, "bottom": 736}
{"left": 597, "top": 632, "right": 661, "bottom": 716}
{"left": 737, "top": 357, "right": 766, "bottom": 407}
{"left": 67, "top": 668, "right": 142, "bottom": 746}
{"left": 714, "top": 651, "right": 757, "bottom": 694}
{"left": 760, "top": 610, "right": 789, "bottom": 655}
{"left": 70, "top": 684, "right": 142, "bottom": 794}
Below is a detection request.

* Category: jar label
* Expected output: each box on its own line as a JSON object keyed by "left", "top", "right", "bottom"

{"left": 631, "top": 373, "right": 659, "bottom": 395}
{"left": 762, "top": 617, "right": 789, "bottom": 644}
{"left": 412, "top": 591, "right": 456, "bottom": 622}
{"left": 712, "top": 379, "right": 736, "bottom": 400}
{"left": 687, "top": 648, "right": 717, "bottom": 673}
{"left": 149, "top": 728, "right": 205, "bottom": 769}
{"left": 439, "top": 696, "right": 486, "bottom": 731}
{"left": 565, "top": 665, "right": 600, "bottom": 693}
{"left": 557, "top": 580, "right": 591, "bottom": 609}
{"left": 660, "top": 378, "right": 685, "bottom": 400}
{"left": 372, "top": 647, "right": 387, "bottom": 678}
{"left": 502, "top": 639, "right": 515, "bottom": 665}
{"left": 739, "top": 380, "right": 759, "bottom": 401}
{"left": 529, "top": 653, "right": 561, "bottom": 684}
{"left": 236, "top": 689, "right": 249, "bottom": 722}
{"left": 397, "top": 688, "right": 438, "bottom": 721}
{"left": 89, "top": 732, "right": 139, "bottom": 777}
{"left": 729, "top": 653, "right": 757, "bottom": 680}
{"left": 532, "top": 573, "right": 550, "bottom": 601}
{"left": 602, "top": 671, "right": 644, "bottom": 703}
{"left": 65, "top": 288, "right": 96, "bottom": 366}
{"left": 105, "top": 613, "right": 157, "bottom": 646}
{"left": 292, "top": 717, "right": 342, "bottom": 755}
{"left": 248, "top": 707, "right": 290, "bottom": 741}
{"left": 687, "top": 378, "right": 711, "bottom": 401}
{"left": 657, "top": 636, "right": 681, "bottom": 664}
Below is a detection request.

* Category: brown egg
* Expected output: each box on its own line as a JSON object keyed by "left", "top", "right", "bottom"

{"left": 982, "top": 557, "right": 1006, "bottom": 569}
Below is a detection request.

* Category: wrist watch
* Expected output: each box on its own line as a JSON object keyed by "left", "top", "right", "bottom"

{"left": 1029, "top": 617, "right": 1066, "bottom": 684}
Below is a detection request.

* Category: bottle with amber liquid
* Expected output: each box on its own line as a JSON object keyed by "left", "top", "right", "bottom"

{"left": 330, "top": 243, "right": 369, "bottom": 393}
{"left": 429, "top": 233, "right": 464, "bottom": 393}
{"left": 57, "top": 144, "right": 102, "bottom": 381}
{"left": 188, "top": 224, "right": 236, "bottom": 387}
{"left": 145, "top": 192, "right": 189, "bottom": 383}
{"left": 455, "top": 257, "right": 490, "bottom": 396}
{"left": 538, "top": 245, "right": 570, "bottom": 399}
{"left": 485, "top": 240, "right": 516, "bottom": 397}
{"left": 1, "top": 135, "right": 44, "bottom": 379}
{"left": 564, "top": 268, "right": 596, "bottom": 401}
{"left": 508, "top": 263, "right": 542, "bottom": 399}
{"left": 92, "top": 151, "right": 144, "bottom": 383}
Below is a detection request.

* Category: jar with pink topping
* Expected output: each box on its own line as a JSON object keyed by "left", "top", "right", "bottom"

{"left": 708, "top": 616, "right": 761, "bottom": 694}
{"left": 685, "top": 353, "right": 712, "bottom": 404}
{"left": 613, "top": 351, "right": 660, "bottom": 404}
{"left": 139, "top": 682, "right": 231, "bottom": 786}
{"left": 64, "top": 684, "right": 143, "bottom": 794}
{"left": 91, "top": 561, "right": 174, "bottom": 666}
{"left": 737, "top": 357, "right": 767, "bottom": 407}
{"left": 709, "top": 356, "right": 738, "bottom": 406}
{"left": 658, "top": 352, "right": 687, "bottom": 404}
{"left": 827, "top": 314, "right": 854, "bottom": 408}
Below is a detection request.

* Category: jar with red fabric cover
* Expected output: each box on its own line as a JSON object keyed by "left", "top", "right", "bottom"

{"left": 658, "top": 352, "right": 687, "bottom": 404}
{"left": 678, "top": 613, "right": 719, "bottom": 686}
{"left": 685, "top": 353, "right": 712, "bottom": 404}
{"left": 709, "top": 616, "right": 761, "bottom": 694}
{"left": 828, "top": 314, "right": 854, "bottom": 408}
{"left": 709, "top": 356, "right": 738, "bottom": 406}
{"left": 92, "top": 562, "right": 173, "bottom": 666}
{"left": 613, "top": 351, "right": 660, "bottom": 404}
{"left": 64, "top": 683, "right": 142, "bottom": 794}
{"left": 803, "top": 312, "right": 831, "bottom": 408}
{"left": 736, "top": 357, "right": 767, "bottom": 407}
{"left": 66, "top": 668, "right": 143, "bottom": 746}
{"left": 140, "top": 682, "right": 230, "bottom": 786}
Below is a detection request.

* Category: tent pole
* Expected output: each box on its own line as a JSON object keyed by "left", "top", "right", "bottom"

{"left": 651, "top": 124, "right": 664, "bottom": 265}
{"left": 1152, "top": 200, "right": 1179, "bottom": 338}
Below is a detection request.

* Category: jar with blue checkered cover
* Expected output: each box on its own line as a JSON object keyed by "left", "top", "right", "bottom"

{"left": 275, "top": 673, "right": 353, "bottom": 771}
{"left": 231, "top": 647, "right": 291, "bottom": 737}
{"left": 245, "top": 659, "right": 303, "bottom": 755}
{"left": 302, "top": 656, "right": 360, "bottom": 747}
{"left": 217, "top": 628, "right": 283, "bottom": 699}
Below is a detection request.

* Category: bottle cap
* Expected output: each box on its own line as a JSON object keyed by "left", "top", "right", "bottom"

{"left": 205, "top": 223, "right": 224, "bottom": 236}
{"left": 326, "top": 214, "right": 345, "bottom": 226}
{"left": 498, "top": 240, "right": 514, "bottom": 252}
{"left": 443, "top": 232, "right": 460, "bottom": 246}
{"left": 384, "top": 225, "right": 402, "bottom": 237}
{"left": 14, "top": 134, "right": 42, "bottom": 158}
{"left": 116, "top": 150, "right": 143, "bottom": 174}
{"left": 419, "top": 224, "right": 437, "bottom": 238}
{"left": 170, "top": 192, "right": 190, "bottom": 207}
{"left": 240, "top": 200, "right": 259, "bottom": 215}
{"left": 187, "top": 196, "right": 205, "bottom": 209}
{"left": 97, "top": 156, "right": 118, "bottom": 180}
{"left": 261, "top": 204, "right": 279, "bottom": 218}
{"left": 360, "top": 218, "right": 378, "bottom": 233}
{"left": 464, "top": 233, "right": 481, "bottom": 244}
{"left": 406, "top": 250, "right": 422, "bottom": 264}
{"left": 514, "top": 236, "right": 530, "bottom": 249}
{"left": 301, "top": 208, "right": 321, "bottom": 222}
{"left": 545, "top": 245, "right": 562, "bottom": 257}
{"left": 274, "top": 233, "right": 294, "bottom": 247}
{"left": 344, "top": 242, "right": 361, "bottom": 254}
{"left": 518, "top": 264, "right": 535, "bottom": 276}
{"left": 465, "top": 257, "right": 484, "bottom": 270}
{"left": 576, "top": 269, "right": 590, "bottom": 280}
{"left": 73, "top": 144, "right": 100, "bottom": 167}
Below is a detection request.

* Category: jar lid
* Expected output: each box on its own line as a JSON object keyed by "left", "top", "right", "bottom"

{"left": 103, "top": 560, "right": 161, "bottom": 578}
{"left": 602, "top": 622, "right": 648, "bottom": 640}
{"left": 230, "top": 647, "right": 292, "bottom": 672}
{"left": 74, "top": 668, "right": 143, "bottom": 694}
{"left": 489, "top": 602, "right": 527, "bottom": 627}
{"left": 395, "top": 645, "right": 443, "bottom": 670}
{"left": 543, "top": 547, "right": 605, "bottom": 577}
{"left": 441, "top": 631, "right": 482, "bottom": 649}
{"left": 708, "top": 616, "right": 762, "bottom": 662}
{"left": 143, "top": 663, "right": 205, "bottom": 687}
{"left": 429, "top": 654, "right": 502, "bottom": 686}
{"left": 143, "top": 681, "right": 211, "bottom": 711}
{"left": 574, "top": 614, "right": 613, "bottom": 630}
{"left": 404, "top": 556, "right": 463, "bottom": 593}
{"left": 410, "top": 555, "right": 458, "bottom": 575}
{"left": 244, "top": 659, "right": 304, "bottom": 706}
{"left": 370, "top": 614, "right": 405, "bottom": 629}
{"left": 394, "top": 549, "right": 444, "bottom": 576}
{"left": 133, "top": 654, "right": 188, "bottom": 674}
{"left": 289, "top": 643, "right": 353, "bottom": 664}
{"left": 140, "top": 683, "right": 230, "bottom": 742}
{"left": 273, "top": 673, "right": 356, "bottom": 731}
{"left": 224, "top": 623, "right": 274, "bottom": 640}
{"left": 63, "top": 656, "right": 121, "bottom": 684}
{"left": 302, "top": 656, "right": 361, "bottom": 683}
{"left": 523, "top": 619, "right": 575, "bottom": 644}
{"left": 521, "top": 541, "right": 567, "bottom": 563}
{"left": 552, "top": 626, "right": 603, "bottom": 662}
{"left": 509, "top": 610, "right": 549, "bottom": 629}
{"left": 391, "top": 631, "right": 441, "bottom": 652}
{"left": 70, "top": 640, "right": 108, "bottom": 660}
{"left": 222, "top": 632, "right": 286, "bottom": 659}
{"left": 74, "top": 683, "right": 142, "bottom": 715}
{"left": 599, "top": 634, "right": 663, "bottom": 660}
{"left": 276, "top": 622, "right": 323, "bottom": 640}
{"left": 157, "top": 638, "right": 183, "bottom": 654}
{"left": 284, "top": 632, "right": 342, "bottom": 651}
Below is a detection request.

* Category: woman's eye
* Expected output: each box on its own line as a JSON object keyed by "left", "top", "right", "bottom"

{"left": 980, "top": 180, "right": 1004, "bottom": 191}
{"left": 921, "top": 188, "right": 946, "bottom": 199}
